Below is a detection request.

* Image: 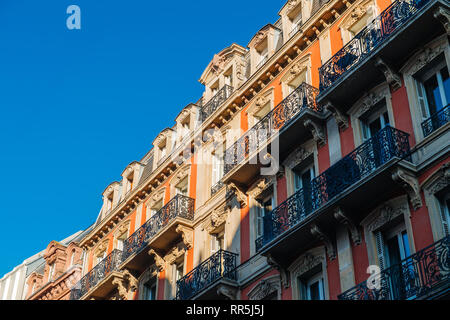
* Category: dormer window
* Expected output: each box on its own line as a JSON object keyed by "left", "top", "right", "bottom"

{"left": 256, "top": 43, "right": 269, "bottom": 70}
{"left": 288, "top": 5, "right": 302, "bottom": 36}
{"left": 210, "top": 80, "right": 219, "bottom": 99}
{"left": 126, "top": 174, "right": 134, "bottom": 193}
{"left": 107, "top": 193, "right": 114, "bottom": 210}
{"left": 224, "top": 67, "right": 233, "bottom": 87}
{"left": 48, "top": 264, "right": 54, "bottom": 282}
{"left": 160, "top": 143, "right": 167, "bottom": 161}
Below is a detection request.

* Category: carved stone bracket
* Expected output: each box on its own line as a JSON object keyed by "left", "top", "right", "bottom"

{"left": 374, "top": 58, "right": 402, "bottom": 91}
{"left": 434, "top": 6, "right": 450, "bottom": 35}
{"left": 266, "top": 254, "right": 290, "bottom": 289}
{"left": 227, "top": 182, "right": 247, "bottom": 208}
{"left": 392, "top": 168, "right": 422, "bottom": 211}
{"left": 303, "top": 119, "right": 326, "bottom": 146}
{"left": 175, "top": 225, "right": 194, "bottom": 249}
{"left": 310, "top": 224, "right": 336, "bottom": 260}
{"left": 165, "top": 245, "right": 186, "bottom": 265}
{"left": 324, "top": 101, "right": 349, "bottom": 130}
{"left": 333, "top": 207, "right": 361, "bottom": 245}
{"left": 148, "top": 249, "right": 165, "bottom": 272}
{"left": 112, "top": 269, "right": 138, "bottom": 300}
{"left": 217, "top": 284, "right": 238, "bottom": 300}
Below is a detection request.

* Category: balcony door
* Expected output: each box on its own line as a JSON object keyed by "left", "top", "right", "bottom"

{"left": 379, "top": 224, "right": 414, "bottom": 299}
{"left": 294, "top": 165, "right": 315, "bottom": 219}
{"left": 301, "top": 272, "right": 325, "bottom": 300}
{"left": 143, "top": 278, "right": 157, "bottom": 300}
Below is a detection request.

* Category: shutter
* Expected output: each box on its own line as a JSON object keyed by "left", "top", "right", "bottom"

{"left": 439, "top": 202, "right": 450, "bottom": 236}
{"left": 415, "top": 80, "right": 429, "bottom": 120}
{"left": 375, "top": 231, "right": 386, "bottom": 270}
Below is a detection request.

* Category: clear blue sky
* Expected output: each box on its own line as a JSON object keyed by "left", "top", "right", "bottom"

{"left": 0, "top": 0, "right": 284, "bottom": 276}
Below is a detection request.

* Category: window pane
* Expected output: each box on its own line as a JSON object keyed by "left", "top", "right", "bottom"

{"left": 424, "top": 74, "right": 443, "bottom": 114}
{"left": 441, "top": 66, "right": 450, "bottom": 106}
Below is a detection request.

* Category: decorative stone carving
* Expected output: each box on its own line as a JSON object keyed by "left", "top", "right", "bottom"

{"left": 325, "top": 101, "right": 349, "bottom": 130}
{"left": 405, "top": 41, "right": 448, "bottom": 76}
{"left": 247, "top": 275, "right": 281, "bottom": 300}
{"left": 112, "top": 270, "right": 138, "bottom": 300}
{"left": 94, "top": 240, "right": 108, "bottom": 257}
{"left": 310, "top": 224, "right": 336, "bottom": 260}
{"left": 392, "top": 168, "right": 422, "bottom": 210}
{"left": 148, "top": 249, "right": 165, "bottom": 272}
{"left": 355, "top": 91, "right": 385, "bottom": 118}
{"left": 217, "top": 284, "right": 238, "bottom": 300}
{"left": 210, "top": 54, "right": 230, "bottom": 75}
{"left": 266, "top": 254, "right": 290, "bottom": 289}
{"left": 248, "top": 178, "right": 272, "bottom": 199}
{"left": 287, "top": 0, "right": 301, "bottom": 13}
{"left": 366, "top": 203, "right": 407, "bottom": 232}
{"left": 172, "top": 164, "right": 190, "bottom": 187}
{"left": 227, "top": 182, "right": 247, "bottom": 208}
{"left": 434, "top": 6, "right": 450, "bottom": 35}
{"left": 165, "top": 245, "right": 186, "bottom": 265}
{"left": 284, "top": 59, "right": 309, "bottom": 84}
{"left": 334, "top": 207, "right": 361, "bottom": 245}
{"left": 148, "top": 188, "right": 165, "bottom": 209}
{"left": 290, "top": 253, "right": 324, "bottom": 278}
{"left": 304, "top": 119, "right": 326, "bottom": 146}
{"left": 175, "top": 225, "right": 194, "bottom": 249}
{"left": 342, "top": 1, "right": 373, "bottom": 30}
{"left": 253, "top": 30, "right": 269, "bottom": 47}
{"left": 282, "top": 146, "right": 314, "bottom": 170}
{"left": 374, "top": 58, "right": 402, "bottom": 91}
{"left": 424, "top": 163, "right": 450, "bottom": 195}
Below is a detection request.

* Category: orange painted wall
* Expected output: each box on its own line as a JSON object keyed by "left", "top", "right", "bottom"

{"left": 410, "top": 192, "right": 435, "bottom": 251}
{"left": 326, "top": 255, "right": 341, "bottom": 300}
{"left": 339, "top": 121, "right": 355, "bottom": 157}
{"left": 240, "top": 197, "right": 250, "bottom": 264}
{"left": 157, "top": 270, "right": 165, "bottom": 300}
{"left": 391, "top": 80, "right": 417, "bottom": 147}
{"left": 351, "top": 229, "right": 370, "bottom": 285}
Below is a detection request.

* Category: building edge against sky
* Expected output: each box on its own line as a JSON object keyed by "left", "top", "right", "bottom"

{"left": 2, "top": 0, "right": 450, "bottom": 300}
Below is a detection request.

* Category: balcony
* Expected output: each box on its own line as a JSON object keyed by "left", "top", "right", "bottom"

{"left": 223, "top": 82, "right": 322, "bottom": 186}
{"left": 421, "top": 104, "right": 450, "bottom": 138}
{"left": 176, "top": 250, "right": 238, "bottom": 300}
{"left": 121, "top": 194, "right": 195, "bottom": 272}
{"left": 211, "top": 180, "right": 225, "bottom": 197}
{"left": 338, "top": 236, "right": 450, "bottom": 300}
{"left": 256, "top": 126, "right": 411, "bottom": 265}
{"left": 317, "top": 0, "right": 446, "bottom": 107}
{"left": 201, "top": 85, "right": 234, "bottom": 122}
{"left": 69, "top": 249, "right": 123, "bottom": 300}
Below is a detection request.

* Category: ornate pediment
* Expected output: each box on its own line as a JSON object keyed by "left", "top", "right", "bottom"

{"left": 282, "top": 145, "right": 314, "bottom": 170}
{"left": 366, "top": 202, "right": 407, "bottom": 232}
{"left": 248, "top": 275, "right": 280, "bottom": 300}
{"left": 165, "top": 244, "right": 186, "bottom": 265}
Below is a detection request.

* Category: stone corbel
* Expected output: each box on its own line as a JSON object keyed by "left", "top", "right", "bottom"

{"left": 217, "top": 284, "right": 238, "bottom": 300}
{"left": 266, "top": 254, "right": 290, "bottom": 289}
{"left": 324, "top": 101, "right": 348, "bottom": 130}
{"left": 310, "top": 224, "right": 336, "bottom": 260}
{"left": 148, "top": 249, "right": 165, "bottom": 272}
{"left": 374, "top": 58, "right": 402, "bottom": 91}
{"left": 227, "top": 182, "right": 247, "bottom": 208}
{"left": 111, "top": 270, "right": 137, "bottom": 301}
{"left": 175, "top": 225, "right": 194, "bottom": 250}
{"left": 434, "top": 6, "right": 450, "bottom": 35}
{"left": 303, "top": 119, "right": 326, "bottom": 146}
{"left": 333, "top": 207, "right": 361, "bottom": 245}
{"left": 392, "top": 168, "right": 422, "bottom": 211}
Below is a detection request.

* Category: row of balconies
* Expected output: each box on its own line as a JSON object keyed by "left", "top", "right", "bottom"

{"left": 70, "top": 0, "right": 448, "bottom": 300}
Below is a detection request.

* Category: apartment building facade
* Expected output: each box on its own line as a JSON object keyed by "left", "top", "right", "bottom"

{"left": 64, "top": 0, "right": 449, "bottom": 301}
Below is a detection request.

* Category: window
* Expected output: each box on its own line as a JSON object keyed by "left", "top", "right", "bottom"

{"left": 415, "top": 57, "right": 450, "bottom": 120}
{"left": 290, "top": 11, "right": 302, "bottom": 36}
{"left": 70, "top": 250, "right": 76, "bottom": 267}
{"left": 175, "top": 262, "right": 184, "bottom": 282}
{"left": 160, "top": 144, "right": 167, "bottom": 160}
{"left": 151, "top": 199, "right": 163, "bottom": 217}
{"left": 143, "top": 278, "right": 157, "bottom": 300}
{"left": 257, "top": 194, "right": 274, "bottom": 238}
{"left": 360, "top": 101, "right": 391, "bottom": 140}
{"left": 48, "top": 264, "right": 54, "bottom": 282}
{"left": 298, "top": 271, "right": 325, "bottom": 300}
{"left": 438, "top": 191, "right": 450, "bottom": 236}
{"left": 96, "top": 251, "right": 107, "bottom": 265}
{"left": 211, "top": 232, "right": 225, "bottom": 254}
{"left": 211, "top": 151, "right": 224, "bottom": 186}
{"left": 375, "top": 222, "right": 413, "bottom": 299}
{"left": 176, "top": 176, "right": 188, "bottom": 196}
{"left": 293, "top": 165, "right": 315, "bottom": 216}
{"left": 224, "top": 68, "right": 233, "bottom": 87}
{"left": 258, "top": 47, "right": 268, "bottom": 67}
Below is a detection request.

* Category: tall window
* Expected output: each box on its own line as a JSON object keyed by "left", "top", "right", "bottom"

{"left": 361, "top": 101, "right": 391, "bottom": 140}
{"left": 257, "top": 194, "right": 274, "bottom": 239}
{"left": 143, "top": 278, "right": 157, "bottom": 300}
{"left": 176, "top": 177, "right": 189, "bottom": 196}
{"left": 438, "top": 190, "right": 450, "bottom": 236}
{"left": 174, "top": 261, "right": 184, "bottom": 283}
{"left": 297, "top": 270, "right": 325, "bottom": 300}
{"left": 151, "top": 199, "right": 163, "bottom": 217}
{"left": 96, "top": 251, "right": 107, "bottom": 265}
{"left": 211, "top": 151, "right": 224, "bottom": 187}
{"left": 415, "top": 57, "right": 450, "bottom": 120}
{"left": 48, "top": 264, "right": 55, "bottom": 282}
{"left": 211, "top": 232, "right": 225, "bottom": 254}
{"left": 293, "top": 164, "right": 315, "bottom": 216}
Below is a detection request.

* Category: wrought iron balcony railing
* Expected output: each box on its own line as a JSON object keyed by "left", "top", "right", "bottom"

{"left": 176, "top": 250, "right": 238, "bottom": 300}
{"left": 338, "top": 235, "right": 450, "bottom": 300}
{"left": 122, "top": 194, "right": 195, "bottom": 262}
{"left": 319, "top": 0, "right": 430, "bottom": 92}
{"left": 224, "top": 82, "right": 321, "bottom": 175}
{"left": 201, "top": 85, "right": 234, "bottom": 122}
{"left": 421, "top": 104, "right": 450, "bottom": 137}
{"left": 211, "top": 180, "right": 224, "bottom": 196}
{"left": 256, "top": 126, "right": 411, "bottom": 252}
{"left": 69, "top": 249, "right": 123, "bottom": 300}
